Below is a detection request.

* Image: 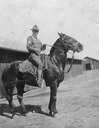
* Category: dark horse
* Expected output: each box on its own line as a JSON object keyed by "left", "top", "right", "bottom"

{"left": 1, "top": 33, "right": 83, "bottom": 118}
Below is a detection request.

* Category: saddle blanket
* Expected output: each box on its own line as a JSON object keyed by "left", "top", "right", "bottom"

{"left": 19, "top": 59, "right": 37, "bottom": 75}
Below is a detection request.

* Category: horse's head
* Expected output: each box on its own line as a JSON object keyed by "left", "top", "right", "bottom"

{"left": 58, "top": 32, "right": 83, "bottom": 53}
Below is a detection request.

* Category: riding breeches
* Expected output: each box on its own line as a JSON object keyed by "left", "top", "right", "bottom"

{"left": 29, "top": 53, "right": 42, "bottom": 70}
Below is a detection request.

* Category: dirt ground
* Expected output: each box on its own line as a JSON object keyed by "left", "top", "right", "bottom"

{"left": 1, "top": 70, "right": 99, "bottom": 128}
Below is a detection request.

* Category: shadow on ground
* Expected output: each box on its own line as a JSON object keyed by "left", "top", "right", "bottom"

{"left": 0, "top": 103, "right": 50, "bottom": 119}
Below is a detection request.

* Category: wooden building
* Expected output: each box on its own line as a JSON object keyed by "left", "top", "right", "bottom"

{"left": 64, "top": 57, "right": 83, "bottom": 80}
{"left": 82, "top": 56, "right": 99, "bottom": 71}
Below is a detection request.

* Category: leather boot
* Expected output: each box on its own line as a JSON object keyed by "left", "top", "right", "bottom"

{"left": 37, "top": 70, "right": 42, "bottom": 88}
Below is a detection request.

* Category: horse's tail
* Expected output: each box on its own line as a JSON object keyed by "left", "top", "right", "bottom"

{"left": 0, "top": 61, "right": 20, "bottom": 98}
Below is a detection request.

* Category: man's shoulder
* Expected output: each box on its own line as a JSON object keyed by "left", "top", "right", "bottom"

{"left": 27, "top": 36, "right": 33, "bottom": 42}
{"left": 27, "top": 35, "right": 32, "bottom": 39}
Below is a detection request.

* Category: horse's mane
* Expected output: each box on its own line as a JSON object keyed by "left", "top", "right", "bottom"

{"left": 50, "top": 38, "right": 62, "bottom": 56}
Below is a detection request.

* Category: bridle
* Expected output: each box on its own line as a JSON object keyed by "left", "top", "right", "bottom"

{"left": 46, "top": 37, "right": 76, "bottom": 73}
{"left": 58, "top": 37, "right": 75, "bottom": 73}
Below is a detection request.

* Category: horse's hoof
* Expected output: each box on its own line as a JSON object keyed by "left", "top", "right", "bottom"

{"left": 11, "top": 115, "right": 14, "bottom": 119}
{"left": 23, "top": 108, "right": 27, "bottom": 113}
{"left": 22, "top": 113, "right": 27, "bottom": 116}
{"left": 49, "top": 111, "right": 55, "bottom": 117}
{"left": 21, "top": 111, "right": 27, "bottom": 116}
{"left": 32, "top": 110, "right": 35, "bottom": 113}
{"left": 49, "top": 110, "right": 58, "bottom": 117}
{"left": 11, "top": 110, "right": 15, "bottom": 119}
{"left": 22, "top": 111, "right": 27, "bottom": 116}
{"left": 20, "top": 109, "right": 27, "bottom": 116}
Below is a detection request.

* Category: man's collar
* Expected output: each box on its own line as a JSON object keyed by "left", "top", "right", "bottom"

{"left": 32, "top": 34, "right": 37, "bottom": 39}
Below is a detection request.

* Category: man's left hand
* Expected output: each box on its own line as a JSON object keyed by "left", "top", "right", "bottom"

{"left": 41, "top": 44, "right": 46, "bottom": 51}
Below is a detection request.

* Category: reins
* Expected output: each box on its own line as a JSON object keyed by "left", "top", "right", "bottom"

{"left": 65, "top": 51, "right": 75, "bottom": 73}
{"left": 45, "top": 44, "right": 74, "bottom": 55}
{"left": 45, "top": 41, "right": 75, "bottom": 73}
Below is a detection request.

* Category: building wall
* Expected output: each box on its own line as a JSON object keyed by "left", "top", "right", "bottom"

{"left": 64, "top": 59, "right": 83, "bottom": 80}
{"left": 82, "top": 58, "right": 99, "bottom": 71}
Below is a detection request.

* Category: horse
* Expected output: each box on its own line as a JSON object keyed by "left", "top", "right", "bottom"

{"left": 1, "top": 32, "right": 83, "bottom": 118}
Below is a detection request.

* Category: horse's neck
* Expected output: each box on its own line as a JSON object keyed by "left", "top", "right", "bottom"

{"left": 51, "top": 49, "right": 67, "bottom": 71}
{"left": 49, "top": 39, "right": 67, "bottom": 70}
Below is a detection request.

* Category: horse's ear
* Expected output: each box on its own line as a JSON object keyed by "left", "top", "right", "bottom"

{"left": 58, "top": 32, "right": 60, "bottom": 36}
{"left": 57, "top": 32, "right": 63, "bottom": 37}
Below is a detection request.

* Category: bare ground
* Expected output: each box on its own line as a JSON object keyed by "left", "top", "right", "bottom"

{"left": 0, "top": 70, "right": 99, "bottom": 128}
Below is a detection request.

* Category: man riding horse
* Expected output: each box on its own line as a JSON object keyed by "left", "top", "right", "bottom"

{"left": 1, "top": 31, "right": 83, "bottom": 118}
{"left": 27, "top": 25, "right": 46, "bottom": 87}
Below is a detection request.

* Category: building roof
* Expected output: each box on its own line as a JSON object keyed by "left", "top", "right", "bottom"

{"left": 84, "top": 56, "right": 99, "bottom": 62}
{"left": 0, "top": 37, "right": 27, "bottom": 53}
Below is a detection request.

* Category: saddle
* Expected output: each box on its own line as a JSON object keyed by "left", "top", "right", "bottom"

{"left": 19, "top": 55, "right": 50, "bottom": 76}
{"left": 19, "top": 59, "right": 37, "bottom": 76}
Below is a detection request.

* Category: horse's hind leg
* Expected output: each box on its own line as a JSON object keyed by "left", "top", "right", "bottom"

{"left": 6, "top": 85, "right": 15, "bottom": 118}
{"left": 16, "top": 83, "right": 27, "bottom": 115}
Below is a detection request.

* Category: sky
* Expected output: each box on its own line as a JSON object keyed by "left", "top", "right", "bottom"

{"left": 0, "top": 0, "right": 99, "bottom": 59}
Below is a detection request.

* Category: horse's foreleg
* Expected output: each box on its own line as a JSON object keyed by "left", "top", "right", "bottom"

{"left": 16, "top": 83, "right": 27, "bottom": 115}
{"left": 49, "top": 81, "right": 58, "bottom": 117}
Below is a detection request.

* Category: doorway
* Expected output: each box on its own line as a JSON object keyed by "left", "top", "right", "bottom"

{"left": 86, "top": 63, "right": 91, "bottom": 70}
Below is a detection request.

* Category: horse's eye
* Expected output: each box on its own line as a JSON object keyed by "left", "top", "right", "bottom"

{"left": 60, "top": 50, "right": 64, "bottom": 55}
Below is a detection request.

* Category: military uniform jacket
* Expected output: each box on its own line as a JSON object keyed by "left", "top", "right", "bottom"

{"left": 27, "top": 35, "right": 42, "bottom": 56}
